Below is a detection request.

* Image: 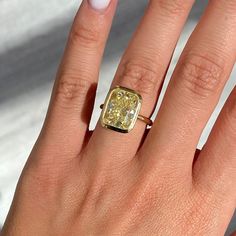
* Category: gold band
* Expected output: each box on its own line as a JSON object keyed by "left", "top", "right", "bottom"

{"left": 138, "top": 114, "right": 153, "bottom": 126}
{"left": 100, "top": 104, "right": 153, "bottom": 126}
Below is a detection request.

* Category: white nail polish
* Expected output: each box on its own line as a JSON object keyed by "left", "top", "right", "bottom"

{"left": 89, "top": 0, "right": 111, "bottom": 10}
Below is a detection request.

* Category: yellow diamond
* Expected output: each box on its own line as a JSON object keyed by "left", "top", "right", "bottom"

{"left": 100, "top": 86, "right": 142, "bottom": 133}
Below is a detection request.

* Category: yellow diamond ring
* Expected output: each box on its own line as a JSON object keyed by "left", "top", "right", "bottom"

{"left": 100, "top": 86, "right": 153, "bottom": 133}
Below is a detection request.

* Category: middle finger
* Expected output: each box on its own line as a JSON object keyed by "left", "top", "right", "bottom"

{"left": 142, "top": 0, "right": 236, "bottom": 176}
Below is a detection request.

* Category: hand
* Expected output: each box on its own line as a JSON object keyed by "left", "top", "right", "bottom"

{"left": 2, "top": 0, "right": 236, "bottom": 235}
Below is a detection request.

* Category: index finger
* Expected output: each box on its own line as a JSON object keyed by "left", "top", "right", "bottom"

{"left": 32, "top": 0, "right": 118, "bottom": 163}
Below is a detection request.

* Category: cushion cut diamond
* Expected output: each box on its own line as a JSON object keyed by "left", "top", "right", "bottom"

{"left": 101, "top": 87, "right": 142, "bottom": 133}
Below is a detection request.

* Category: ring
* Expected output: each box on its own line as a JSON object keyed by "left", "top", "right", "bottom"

{"left": 100, "top": 86, "right": 153, "bottom": 133}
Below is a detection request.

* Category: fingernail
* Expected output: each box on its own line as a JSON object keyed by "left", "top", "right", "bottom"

{"left": 88, "top": 0, "right": 111, "bottom": 10}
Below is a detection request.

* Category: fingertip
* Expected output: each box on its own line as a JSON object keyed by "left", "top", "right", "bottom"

{"left": 83, "top": 0, "right": 117, "bottom": 15}
{"left": 88, "top": 0, "right": 112, "bottom": 11}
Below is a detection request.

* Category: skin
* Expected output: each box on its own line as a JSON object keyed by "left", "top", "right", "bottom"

{"left": 1, "top": 0, "right": 236, "bottom": 235}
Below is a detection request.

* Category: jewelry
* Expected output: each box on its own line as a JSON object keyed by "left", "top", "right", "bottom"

{"left": 100, "top": 86, "right": 153, "bottom": 133}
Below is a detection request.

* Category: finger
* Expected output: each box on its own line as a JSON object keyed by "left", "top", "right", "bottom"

{"left": 142, "top": 0, "right": 236, "bottom": 176}
{"left": 33, "top": 0, "right": 117, "bottom": 163}
{"left": 193, "top": 86, "right": 236, "bottom": 198}
{"left": 86, "top": 0, "right": 195, "bottom": 165}
{"left": 193, "top": 87, "right": 236, "bottom": 235}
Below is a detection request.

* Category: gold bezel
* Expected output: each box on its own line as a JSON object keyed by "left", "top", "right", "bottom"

{"left": 100, "top": 86, "right": 142, "bottom": 133}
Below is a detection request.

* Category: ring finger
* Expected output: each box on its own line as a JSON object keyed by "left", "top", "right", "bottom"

{"left": 85, "top": 0, "right": 195, "bottom": 165}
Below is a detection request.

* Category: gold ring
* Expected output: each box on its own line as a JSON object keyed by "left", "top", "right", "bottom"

{"left": 100, "top": 86, "right": 153, "bottom": 133}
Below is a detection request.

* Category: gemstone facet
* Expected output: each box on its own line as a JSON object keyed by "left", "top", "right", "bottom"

{"left": 100, "top": 86, "right": 142, "bottom": 133}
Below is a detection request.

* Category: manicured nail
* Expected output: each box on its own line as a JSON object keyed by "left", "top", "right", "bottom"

{"left": 89, "top": 0, "right": 111, "bottom": 10}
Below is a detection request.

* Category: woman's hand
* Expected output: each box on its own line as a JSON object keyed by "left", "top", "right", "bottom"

{"left": 2, "top": 0, "right": 236, "bottom": 235}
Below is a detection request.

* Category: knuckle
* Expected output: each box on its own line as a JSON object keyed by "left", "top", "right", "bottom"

{"left": 69, "top": 23, "right": 100, "bottom": 47}
{"left": 54, "top": 74, "right": 92, "bottom": 109}
{"left": 227, "top": 0, "right": 236, "bottom": 10}
{"left": 155, "top": 0, "right": 189, "bottom": 15}
{"left": 181, "top": 190, "right": 217, "bottom": 233}
{"left": 25, "top": 159, "right": 72, "bottom": 198}
{"left": 133, "top": 170, "right": 185, "bottom": 210}
{"left": 183, "top": 206, "right": 211, "bottom": 234}
{"left": 217, "top": 0, "right": 236, "bottom": 14}
{"left": 119, "top": 60, "right": 159, "bottom": 96}
{"left": 192, "top": 181, "right": 224, "bottom": 214}
{"left": 179, "top": 53, "right": 224, "bottom": 98}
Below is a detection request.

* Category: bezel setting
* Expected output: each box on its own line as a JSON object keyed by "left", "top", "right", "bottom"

{"left": 100, "top": 86, "right": 142, "bottom": 133}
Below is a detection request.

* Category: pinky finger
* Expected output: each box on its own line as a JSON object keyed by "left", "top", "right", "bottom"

{"left": 194, "top": 86, "right": 236, "bottom": 190}
{"left": 193, "top": 86, "right": 236, "bottom": 233}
